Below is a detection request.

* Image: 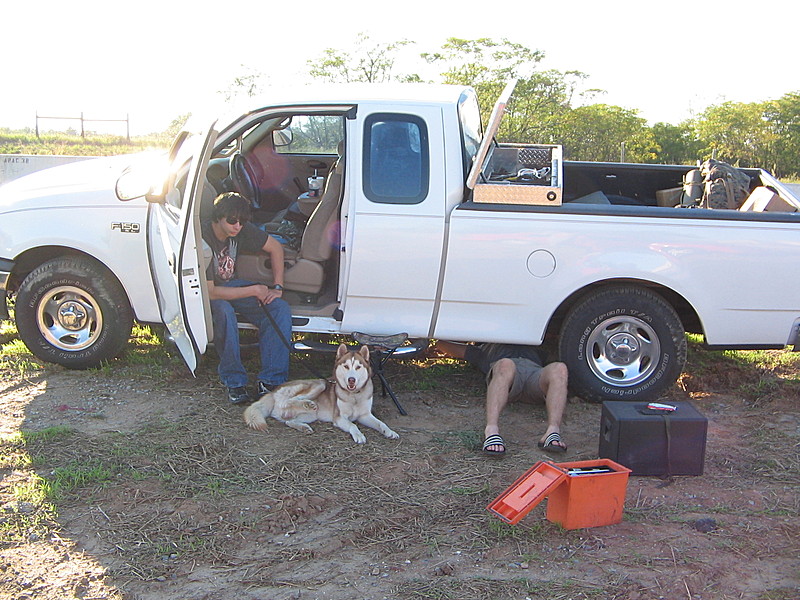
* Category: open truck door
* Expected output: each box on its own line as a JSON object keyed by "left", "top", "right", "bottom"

{"left": 144, "top": 122, "right": 217, "bottom": 373}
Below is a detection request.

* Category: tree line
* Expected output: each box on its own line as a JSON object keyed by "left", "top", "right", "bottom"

{"left": 276, "top": 36, "right": 798, "bottom": 177}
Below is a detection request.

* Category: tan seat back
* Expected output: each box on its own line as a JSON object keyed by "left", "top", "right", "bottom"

{"left": 297, "top": 154, "right": 344, "bottom": 262}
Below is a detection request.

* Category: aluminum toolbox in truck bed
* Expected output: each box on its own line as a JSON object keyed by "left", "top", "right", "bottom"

{"left": 473, "top": 144, "right": 563, "bottom": 205}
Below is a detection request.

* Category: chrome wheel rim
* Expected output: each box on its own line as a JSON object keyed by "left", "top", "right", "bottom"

{"left": 36, "top": 285, "right": 103, "bottom": 351}
{"left": 586, "top": 315, "right": 660, "bottom": 387}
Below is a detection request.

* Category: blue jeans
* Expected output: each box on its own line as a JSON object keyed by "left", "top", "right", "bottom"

{"left": 210, "top": 279, "right": 291, "bottom": 388}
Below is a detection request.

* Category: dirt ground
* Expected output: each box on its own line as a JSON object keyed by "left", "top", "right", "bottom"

{"left": 1, "top": 343, "right": 798, "bottom": 600}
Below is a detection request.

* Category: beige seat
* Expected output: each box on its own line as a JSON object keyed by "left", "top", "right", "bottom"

{"left": 235, "top": 145, "right": 344, "bottom": 295}
{"left": 282, "top": 153, "right": 345, "bottom": 293}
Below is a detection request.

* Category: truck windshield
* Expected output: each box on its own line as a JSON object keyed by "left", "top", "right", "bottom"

{"left": 457, "top": 89, "right": 482, "bottom": 180}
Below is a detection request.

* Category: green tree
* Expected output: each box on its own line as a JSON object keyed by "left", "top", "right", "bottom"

{"left": 308, "top": 33, "right": 417, "bottom": 83}
{"left": 765, "top": 91, "right": 800, "bottom": 177}
{"left": 423, "top": 37, "right": 585, "bottom": 143}
{"left": 693, "top": 101, "right": 778, "bottom": 169}
{"left": 163, "top": 113, "right": 191, "bottom": 140}
{"left": 554, "top": 104, "right": 658, "bottom": 162}
{"left": 651, "top": 121, "right": 702, "bottom": 165}
{"left": 219, "top": 65, "right": 268, "bottom": 102}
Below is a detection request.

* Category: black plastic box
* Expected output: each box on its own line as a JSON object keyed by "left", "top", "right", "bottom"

{"left": 598, "top": 401, "right": 708, "bottom": 476}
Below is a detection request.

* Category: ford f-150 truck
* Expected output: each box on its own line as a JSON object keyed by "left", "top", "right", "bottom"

{"left": 2, "top": 82, "right": 800, "bottom": 402}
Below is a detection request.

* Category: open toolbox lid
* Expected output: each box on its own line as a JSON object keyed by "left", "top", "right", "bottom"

{"left": 466, "top": 79, "right": 517, "bottom": 191}
{"left": 487, "top": 459, "right": 625, "bottom": 525}
{"left": 486, "top": 461, "right": 567, "bottom": 525}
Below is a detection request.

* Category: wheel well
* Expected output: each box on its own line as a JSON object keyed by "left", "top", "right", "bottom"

{"left": 544, "top": 279, "right": 703, "bottom": 342}
{"left": 8, "top": 247, "right": 127, "bottom": 303}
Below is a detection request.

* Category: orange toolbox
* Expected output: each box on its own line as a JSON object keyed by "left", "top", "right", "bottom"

{"left": 487, "top": 458, "right": 631, "bottom": 529}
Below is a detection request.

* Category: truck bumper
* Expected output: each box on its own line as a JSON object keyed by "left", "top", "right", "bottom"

{"left": 0, "top": 258, "right": 13, "bottom": 321}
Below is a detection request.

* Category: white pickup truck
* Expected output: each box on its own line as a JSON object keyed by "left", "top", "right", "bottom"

{"left": 2, "top": 82, "right": 800, "bottom": 402}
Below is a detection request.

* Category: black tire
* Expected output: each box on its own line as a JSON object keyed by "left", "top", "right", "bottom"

{"left": 15, "top": 257, "right": 133, "bottom": 369}
{"left": 558, "top": 286, "right": 687, "bottom": 403}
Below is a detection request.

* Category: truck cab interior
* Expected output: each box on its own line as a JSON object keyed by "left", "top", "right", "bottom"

{"left": 200, "top": 112, "right": 347, "bottom": 316}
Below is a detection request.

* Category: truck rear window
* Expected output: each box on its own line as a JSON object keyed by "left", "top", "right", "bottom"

{"left": 363, "top": 113, "right": 429, "bottom": 204}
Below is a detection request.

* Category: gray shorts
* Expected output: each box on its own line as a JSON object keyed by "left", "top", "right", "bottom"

{"left": 486, "top": 357, "right": 545, "bottom": 404}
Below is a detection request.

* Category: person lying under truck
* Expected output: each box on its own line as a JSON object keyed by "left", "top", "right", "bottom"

{"left": 433, "top": 341, "right": 569, "bottom": 456}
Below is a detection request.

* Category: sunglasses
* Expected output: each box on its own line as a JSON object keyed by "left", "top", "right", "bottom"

{"left": 225, "top": 216, "right": 248, "bottom": 226}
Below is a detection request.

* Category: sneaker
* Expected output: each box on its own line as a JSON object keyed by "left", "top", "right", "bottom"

{"left": 227, "top": 386, "right": 251, "bottom": 405}
{"left": 256, "top": 381, "right": 276, "bottom": 397}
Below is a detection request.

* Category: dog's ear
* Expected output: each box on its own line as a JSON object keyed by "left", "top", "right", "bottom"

{"left": 358, "top": 345, "right": 370, "bottom": 360}
{"left": 337, "top": 343, "right": 349, "bottom": 359}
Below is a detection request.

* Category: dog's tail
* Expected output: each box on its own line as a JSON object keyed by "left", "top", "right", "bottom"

{"left": 244, "top": 395, "right": 274, "bottom": 431}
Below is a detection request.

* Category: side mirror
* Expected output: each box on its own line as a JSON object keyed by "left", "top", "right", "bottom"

{"left": 273, "top": 129, "right": 293, "bottom": 147}
{"left": 115, "top": 153, "right": 167, "bottom": 202}
{"left": 116, "top": 166, "right": 155, "bottom": 202}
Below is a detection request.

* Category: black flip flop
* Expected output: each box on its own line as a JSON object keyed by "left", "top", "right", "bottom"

{"left": 482, "top": 434, "right": 506, "bottom": 456}
{"left": 538, "top": 431, "right": 567, "bottom": 453}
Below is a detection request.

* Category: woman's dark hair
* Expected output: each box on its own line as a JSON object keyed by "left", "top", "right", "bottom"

{"left": 211, "top": 192, "right": 252, "bottom": 223}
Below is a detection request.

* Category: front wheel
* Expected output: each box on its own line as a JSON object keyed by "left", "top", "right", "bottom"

{"left": 15, "top": 257, "right": 133, "bottom": 369}
{"left": 558, "top": 286, "right": 687, "bottom": 403}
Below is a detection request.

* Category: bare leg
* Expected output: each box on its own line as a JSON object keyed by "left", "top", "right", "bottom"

{"left": 484, "top": 358, "right": 516, "bottom": 452}
{"left": 537, "top": 362, "right": 569, "bottom": 449}
{"left": 431, "top": 340, "right": 468, "bottom": 359}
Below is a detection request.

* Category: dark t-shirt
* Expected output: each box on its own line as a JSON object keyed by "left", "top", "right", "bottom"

{"left": 463, "top": 343, "right": 543, "bottom": 375}
{"left": 201, "top": 221, "right": 269, "bottom": 285}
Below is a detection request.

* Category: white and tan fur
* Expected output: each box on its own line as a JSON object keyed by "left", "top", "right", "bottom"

{"left": 244, "top": 344, "right": 399, "bottom": 444}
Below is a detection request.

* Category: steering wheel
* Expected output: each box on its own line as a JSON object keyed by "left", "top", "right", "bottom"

{"left": 229, "top": 152, "right": 261, "bottom": 209}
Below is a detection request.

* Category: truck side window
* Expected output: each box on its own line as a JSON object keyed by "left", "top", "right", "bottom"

{"left": 363, "top": 114, "right": 429, "bottom": 204}
{"left": 274, "top": 115, "right": 343, "bottom": 155}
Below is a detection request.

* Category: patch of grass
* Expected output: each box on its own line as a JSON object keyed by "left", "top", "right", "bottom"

{"left": 737, "top": 375, "right": 782, "bottom": 402}
{"left": 90, "top": 324, "right": 185, "bottom": 379}
{"left": 687, "top": 335, "right": 800, "bottom": 381}
{"left": 44, "top": 460, "right": 114, "bottom": 501}
{"left": 0, "top": 426, "right": 72, "bottom": 469}
{"left": 0, "top": 128, "right": 170, "bottom": 156}
{"left": 435, "top": 429, "right": 482, "bottom": 451}
{"left": 24, "top": 425, "right": 73, "bottom": 443}
{"left": 405, "top": 358, "right": 480, "bottom": 391}
{"left": 0, "top": 338, "right": 43, "bottom": 378}
{"left": 448, "top": 482, "right": 491, "bottom": 496}
{"left": 0, "top": 317, "right": 18, "bottom": 345}
{"left": 485, "top": 517, "right": 550, "bottom": 542}
{"left": 0, "top": 493, "right": 59, "bottom": 544}
{"left": 0, "top": 427, "right": 75, "bottom": 543}
{"left": 0, "top": 432, "right": 31, "bottom": 469}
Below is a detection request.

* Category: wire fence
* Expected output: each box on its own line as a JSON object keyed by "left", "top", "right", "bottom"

{"left": 35, "top": 111, "right": 130, "bottom": 141}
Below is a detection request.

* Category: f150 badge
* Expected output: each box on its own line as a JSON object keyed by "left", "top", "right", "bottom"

{"left": 111, "top": 222, "right": 141, "bottom": 233}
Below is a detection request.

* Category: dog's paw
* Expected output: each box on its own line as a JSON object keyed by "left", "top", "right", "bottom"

{"left": 382, "top": 428, "right": 400, "bottom": 440}
{"left": 351, "top": 430, "right": 367, "bottom": 444}
{"left": 302, "top": 400, "right": 318, "bottom": 411}
{"left": 285, "top": 420, "right": 314, "bottom": 434}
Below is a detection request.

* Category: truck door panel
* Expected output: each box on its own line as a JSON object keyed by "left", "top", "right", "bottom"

{"left": 339, "top": 107, "right": 447, "bottom": 338}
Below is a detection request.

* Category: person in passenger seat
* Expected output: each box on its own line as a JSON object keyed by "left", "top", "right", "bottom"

{"left": 201, "top": 192, "right": 292, "bottom": 405}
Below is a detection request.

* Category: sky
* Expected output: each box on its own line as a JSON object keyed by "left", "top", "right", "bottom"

{"left": 3, "top": 0, "right": 799, "bottom": 137}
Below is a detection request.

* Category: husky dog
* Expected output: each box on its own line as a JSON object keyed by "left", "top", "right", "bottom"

{"left": 244, "top": 344, "right": 399, "bottom": 444}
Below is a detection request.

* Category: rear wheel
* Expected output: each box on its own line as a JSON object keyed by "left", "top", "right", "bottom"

{"left": 15, "top": 257, "right": 133, "bottom": 369}
{"left": 558, "top": 286, "right": 687, "bottom": 402}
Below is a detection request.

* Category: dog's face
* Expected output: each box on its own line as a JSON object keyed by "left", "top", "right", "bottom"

{"left": 334, "top": 344, "right": 372, "bottom": 392}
